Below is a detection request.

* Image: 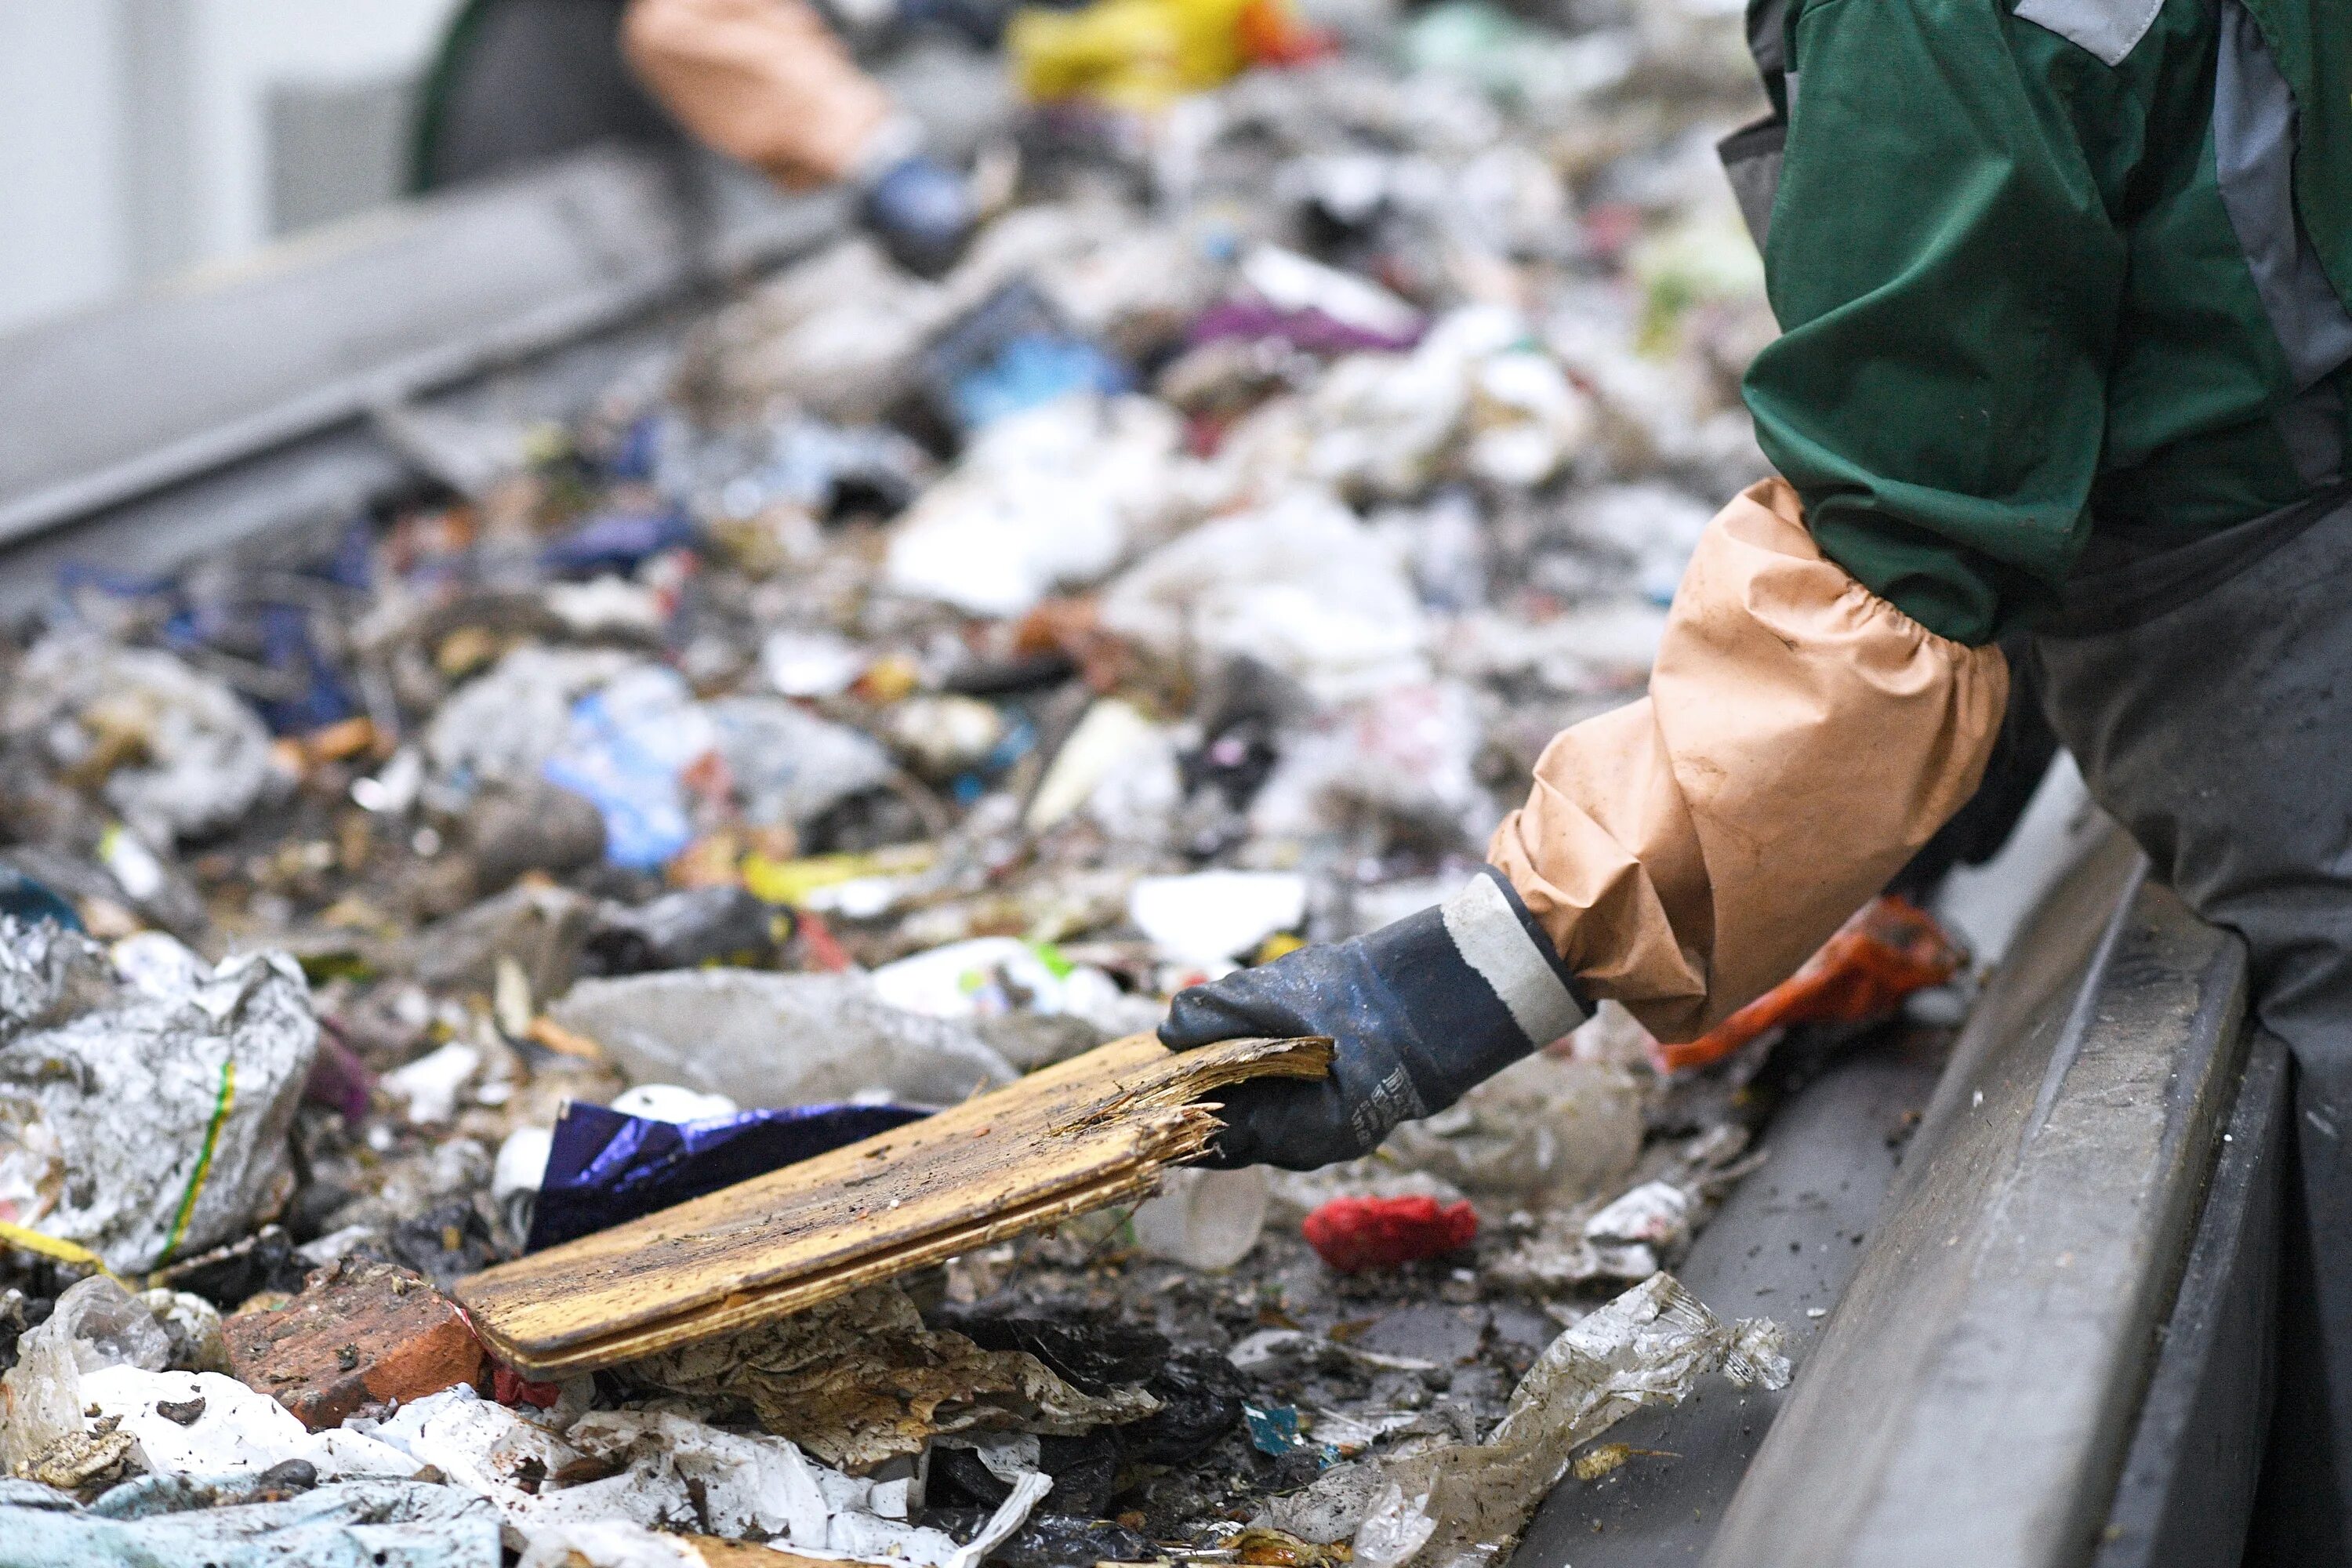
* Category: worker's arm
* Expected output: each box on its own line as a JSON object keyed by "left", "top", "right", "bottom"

{"left": 1486, "top": 479, "right": 2007, "bottom": 1045}
{"left": 622, "top": 0, "right": 974, "bottom": 274}
{"left": 1493, "top": 0, "right": 2138, "bottom": 1044}
{"left": 622, "top": 0, "right": 893, "bottom": 187}
{"left": 1163, "top": 0, "right": 2145, "bottom": 1164}
{"left": 1746, "top": 0, "right": 2136, "bottom": 645}
{"left": 1165, "top": 481, "right": 2005, "bottom": 1172}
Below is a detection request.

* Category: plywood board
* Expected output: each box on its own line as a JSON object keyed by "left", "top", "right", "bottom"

{"left": 456, "top": 1031, "right": 1330, "bottom": 1377}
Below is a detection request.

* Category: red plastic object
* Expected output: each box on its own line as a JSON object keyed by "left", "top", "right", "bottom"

{"left": 492, "top": 1364, "right": 562, "bottom": 1408}
{"left": 1652, "top": 895, "right": 1967, "bottom": 1076}
{"left": 1237, "top": 0, "right": 1334, "bottom": 66}
{"left": 797, "top": 911, "right": 855, "bottom": 974}
{"left": 1302, "top": 1195, "right": 1479, "bottom": 1273}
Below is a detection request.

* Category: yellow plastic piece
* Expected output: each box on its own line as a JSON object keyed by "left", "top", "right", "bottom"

{"left": 741, "top": 845, "right": 937, "bottom": 908}
{"left": 1253, "top": 931, "right": 1306, "bottom": 964}
{"left": 0, "top": 1221, "right": 128, "bottom": 1285}
{"left": 1009, "top": 0, "right": 1256, "bottom": 110}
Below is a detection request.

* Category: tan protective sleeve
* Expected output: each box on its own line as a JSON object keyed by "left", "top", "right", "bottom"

{"left": 1487, "top": 477, "right": 2009, "bottom": 1043}
{"left": 622, "top": 0, "right": 894, "bottom": 189}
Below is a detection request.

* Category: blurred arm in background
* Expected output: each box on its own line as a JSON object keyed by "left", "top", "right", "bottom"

{"left": 415, "top": 0, "right": 973, "bottom": 274}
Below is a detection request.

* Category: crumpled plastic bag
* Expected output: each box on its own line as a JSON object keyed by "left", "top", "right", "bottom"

{"left": 0, "top": 1276, "right": 172, "bottom": 1483}
{"left": 2, "top": 636, "right": 274, "bottom": 847}
{"left": 0, "top": 920, "right": 318, "bottom": 1273}
{"left": 1379, "top": 1051, "right": 1642, "bottom": 1207}
{"left": 1264, "top": 1273, "right": 1788, "bottom": 1568}
{"left": 525, "top": 1098, "right": 927, "bottom": 1251}
{"left": 423, "top": 646, "right": 640, "bottom": 791}
{"left": 541, "top": 666, "right": 720, "bottom": 871}
{"left": 1245, "top": 679, "right": 1490, "bottom": 843}
{"left": 0, "top": 916, "right": 113, "bottom": 1036}
{"left": 1206, "top": 307, "right": 1592, "bottom": 505}
{"left": 623, "top": 1283, "right": 1162, "bottom": 1472}
{"left": 1100, "top": 487, "right": 1430, "bottom": 703}
{"left": 706, "top": 695, "right": 896, "bottom": 830}
{"left": 685, "top": 238, "right": 949, "bottom": 426}
{"left": 548, "top": 969, "right": 1015, "bottom": 1110}
{"left": 887, "top": 394, "right": 1189, "bottom": 619}
{"left": 0, "top": 1473, "right": 499, "bottom": 1568}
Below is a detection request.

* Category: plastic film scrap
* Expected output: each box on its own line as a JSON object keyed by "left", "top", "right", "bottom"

{"left": 1269, "top": 1273, "right": 1788, "bottom": 1568}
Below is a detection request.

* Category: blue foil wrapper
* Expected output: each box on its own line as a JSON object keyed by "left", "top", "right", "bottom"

{"left": 527, "top": 1100, "right": 930, "bottom": 1252}
{"left": 539, "top": 506, "right": 698, "bottom": 578}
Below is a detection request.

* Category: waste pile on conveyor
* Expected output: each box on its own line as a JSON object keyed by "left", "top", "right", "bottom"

{"left": 0, "top": 2, "right": 1957, "bottom": 1563}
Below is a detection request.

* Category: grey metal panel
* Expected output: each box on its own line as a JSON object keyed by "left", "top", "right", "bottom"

{"left": 1703, "top": 829, "right": 2252, "bottom": 1568}
{"left": 0, "top": 307, "right": 693, "bottom": 625}
{"left": 2092, "top": 1031, "right": 2288, "bottom": 1568}
{"left": 0, "top": 146, "right": 844, "bottom": 552}
{"left": 268, "top": 74, "right": 418, "bottom": 237}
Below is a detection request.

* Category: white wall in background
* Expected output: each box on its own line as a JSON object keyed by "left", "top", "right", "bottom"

{"left": 0, "top": 0, "right": 463, "bottom": 334}
{"left": 0, "top": 2, "right": 129, "bottom": 329}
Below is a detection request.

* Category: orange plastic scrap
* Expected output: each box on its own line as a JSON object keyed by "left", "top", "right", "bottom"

{"left": 1013, "top": 595, "right": 1132, "bottom": 693}
{"left": 1236, "top": 0, "right": 1332, "bottom": 66}
{"left": 1651, "top": 895, "right": 1966, "bottom": 1076}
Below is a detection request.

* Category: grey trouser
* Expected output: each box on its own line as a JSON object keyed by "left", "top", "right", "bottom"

{"left": 2027, "top": 485, "right": 2352, "bottom": 1561}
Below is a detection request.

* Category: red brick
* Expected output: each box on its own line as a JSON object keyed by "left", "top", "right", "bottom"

{"left": 225, "top": 1258, "right": 484, "bottom": 1430}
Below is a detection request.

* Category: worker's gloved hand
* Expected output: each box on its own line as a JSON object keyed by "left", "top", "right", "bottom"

{"left": 858, "top": 153, "right": 976, "bottom": 279}
{"left": 1159, "top": 868, "right": 1588, "bottom": 1171}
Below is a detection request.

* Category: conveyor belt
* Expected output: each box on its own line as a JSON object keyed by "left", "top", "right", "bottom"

{"left": 1514, "top": 828, "right": 2273, "bottom": 1568}
{"left": 0, "top": 151, "right": 837, "bottom": 569}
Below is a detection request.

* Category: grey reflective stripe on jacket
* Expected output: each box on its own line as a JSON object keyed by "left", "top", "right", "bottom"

{"left": 1719, "top": 0, "right": 1790, "bottom": 252}
{"left": 2012, "top": 0, "right": 2163, "bottom": 66}
{"left": 1718, "top": 118, "right": 1785, "bottom": 254}
{"left": 2214, "top": 1, "right": 2352, "bottom": 392}
{"left": 2278, "top": 383, "right": 2347, "bottom": 489}
{"left": 2213, "top": 0, "right": 2352, "bottom": 484}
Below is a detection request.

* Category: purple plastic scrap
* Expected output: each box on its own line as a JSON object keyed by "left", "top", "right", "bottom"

{"left": 1185, "top": 299, "right": 1424, "bottom": 356}
{"left": 526, "top": 1099, "right": 930, "bottom": 1251}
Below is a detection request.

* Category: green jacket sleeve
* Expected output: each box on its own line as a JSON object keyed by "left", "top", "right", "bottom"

{"left": 1742, "top": 0, "right": 2135, "bottom": 646}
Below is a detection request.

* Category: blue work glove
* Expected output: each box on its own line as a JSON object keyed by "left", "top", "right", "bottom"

{"left": 1159, "top": 867, "right": 1588, "bottom": 1171}
{"left": 858, "top": 153, "right": 976, "bottom": 280}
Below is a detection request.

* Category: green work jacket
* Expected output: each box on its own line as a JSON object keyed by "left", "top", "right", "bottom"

{"left": 1726, "top": 0, "right": 2352, "bottom": 645}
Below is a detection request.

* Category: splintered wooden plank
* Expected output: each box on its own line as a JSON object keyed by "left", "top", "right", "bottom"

{"left": 456, "top": 1032, "right": 1330, "bottom": 1377}
{"left": 685, "top": 1541, "right": 844, "bottom": 1568}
